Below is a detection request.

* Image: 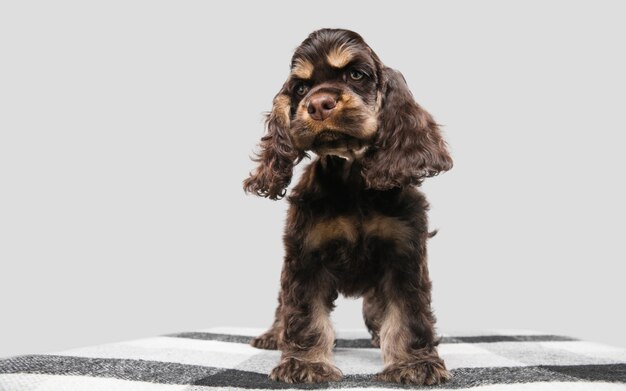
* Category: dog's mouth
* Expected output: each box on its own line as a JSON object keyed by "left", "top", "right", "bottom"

{"left": 313, "top": 130, "right": 357, "bottom": 147}
{"left": 312, "top": 131, "right": 369, "bottom": 160}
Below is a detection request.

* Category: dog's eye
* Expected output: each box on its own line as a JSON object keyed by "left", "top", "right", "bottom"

{"left": 295, "top": 84, "right": 309, "bottom": 96}
{"left": 349, "top": 69, "right": 365, "bottom": 81}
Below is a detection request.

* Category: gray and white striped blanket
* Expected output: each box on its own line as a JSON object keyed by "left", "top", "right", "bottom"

{"left": 1, "top": 327, "right": 625, "bottom": 390}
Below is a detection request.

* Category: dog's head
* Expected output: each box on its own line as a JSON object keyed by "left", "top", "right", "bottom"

{"left": 244, "top": 29, "right": 452, "bottom": 199}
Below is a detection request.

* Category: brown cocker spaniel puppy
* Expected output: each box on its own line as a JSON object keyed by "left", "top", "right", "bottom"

{"left": 243, "top": 29, "right": 453, "bottom": 385}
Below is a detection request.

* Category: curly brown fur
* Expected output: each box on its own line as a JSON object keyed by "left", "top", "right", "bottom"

{"left": 362, "top": 68, "right": 453, "bottom": 189}
{"left": 376, "top": 357, "right": 452, "bottom": 385}
{"left": 243, "top": 94, "right": 304, "bottom": 200}
{"left": 244, "top": 28, "right": 452, "bottom": 384}
{"left": 270, "top": 357, "right": 342, "bottom": 384}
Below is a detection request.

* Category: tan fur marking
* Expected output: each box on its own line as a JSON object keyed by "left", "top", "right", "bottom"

{"left": 308, "top": 296, "right": 336, "bottom": 362}
{"left": 363, "top": 115, "right": 378, "bottom": 137}
{"left": 273, "top": 94, "right": 291, "bottom": 123}
{"left": 305, "top": 216, "right": 358, "bottom": 249}
{"left": 282, "top": 290, "right": 336, "bottom": 365}
{"left": 291, "top": 58, "right": 314, "bottom": 79}
{"left": 339, "top": 92, "right": 368, "bottom": 111}
{"left": 327, "top": 44, "right": 356, "bottom": 68}
{"left": 363, "top": 214, "right": 414, "bottom": 244}
{"left": 339, "top": 93, "right": 378, "bottom": 137}
{"left": 379, "top": 301, "right": 412, "bottom": 364}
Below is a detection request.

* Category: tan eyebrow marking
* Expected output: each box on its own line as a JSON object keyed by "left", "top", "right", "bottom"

{"left": 291, "top": 58, "right": 314, "bottom": 79}
{"left": 326, "top": 44, "right": 356, "bottom": 68}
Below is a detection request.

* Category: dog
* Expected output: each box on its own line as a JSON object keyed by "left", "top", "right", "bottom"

{"left": 243, "top": 28, "right": 453, "bottom": 385}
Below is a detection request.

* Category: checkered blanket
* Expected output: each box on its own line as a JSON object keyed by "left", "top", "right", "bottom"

{"left": 1, "top": 327, "right": 625, "bottom": 390}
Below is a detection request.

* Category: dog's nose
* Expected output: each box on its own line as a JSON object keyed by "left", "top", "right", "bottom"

{"left": 307, "top": 94, "right": 337, "bottom": 121}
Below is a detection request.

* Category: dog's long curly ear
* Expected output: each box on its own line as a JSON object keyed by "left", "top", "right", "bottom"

{"left": 243, "top": 90, "right": 300, "bottom": 200}
{"left": 362, "top": 68, "right": 453, "bottom": 190}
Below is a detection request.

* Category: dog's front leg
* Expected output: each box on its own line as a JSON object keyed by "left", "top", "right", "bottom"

{"left": 269, "top": 262, "right": 342, "bottom": 383}
{"left": 375, "top": 238, "right": 451, "bottom": 385}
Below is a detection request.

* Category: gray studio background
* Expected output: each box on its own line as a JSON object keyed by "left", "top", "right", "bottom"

{"left": 1, "top": 1, "right": 625, "bottom": 358}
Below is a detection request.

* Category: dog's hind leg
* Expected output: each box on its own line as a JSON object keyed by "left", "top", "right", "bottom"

{"left": 362, "top": 288, "right": 384, "bottom": 348}
{"left": 251, "top": 291, "right": 284, "bottom": 350}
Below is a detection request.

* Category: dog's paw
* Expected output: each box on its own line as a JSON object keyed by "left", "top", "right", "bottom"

{"left": 269, "top": 357, "right": 342, "bottom": 383}
{"left": 376, "top": 358, "right": 451, "bottom": 385}
{"left": 250, "top": 332, "right": 279, "bottom": 350}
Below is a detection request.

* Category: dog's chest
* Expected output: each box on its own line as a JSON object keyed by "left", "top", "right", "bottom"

{"left": 302, "top": 211, "right": 417, "bottom": 295}
{"left": 303, "top": 212, "right": 414, "bottom": 251}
